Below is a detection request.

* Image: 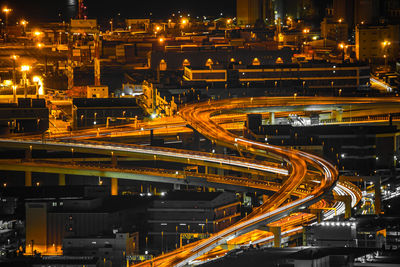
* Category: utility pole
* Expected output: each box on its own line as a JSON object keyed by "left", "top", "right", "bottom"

{"left": 94, "top": 33, "right": 101, "bottom": 86}
{"left": 78, "top": 0, "right": 86, "bottom": 19}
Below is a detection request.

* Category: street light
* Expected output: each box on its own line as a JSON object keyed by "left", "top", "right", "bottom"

{"left": 181, "top": 18, "right": 188, "bottom": 26}
{"left": 36, "top": 42, "right": 48, "bottom": 73}
{"left": 20, "top": 65, "right": 30, "bottom": 98}
{"left": 339, "top": 43, "right": 348, "bottom": 61}
{"left": 10, "top": 54, "right": 19, "bottom": 85}
{"left": 12, "top": 85, "right": 17, "bottom": 103}
{"left": 34, "top": 31, "right": 43, "bottom": 38}
{"left": 20, "top": 19, "right": 28, "bottom": 35}
{"left": 32, "top": 76, "right": 43, "bottom": 96}
{"left": 382, "top": 40, "right": 391, "bottom": 70}
{"left": 2, "top": 7, "right": 12, "bottom": 42}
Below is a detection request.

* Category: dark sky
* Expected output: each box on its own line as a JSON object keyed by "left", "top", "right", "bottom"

{"left": 2, "top": 0, "right": 236, "bottom": 23}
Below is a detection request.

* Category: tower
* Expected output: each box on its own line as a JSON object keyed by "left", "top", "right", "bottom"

{"left": 237, "top": 0, "right": 274, "bottom": 26}
{"left": 333, "top": 0, "right": 354, "bottom": 27}
{"left": 78, "top": 0, "right": 87, "bottom": 19}
{"left": 354, "top": 0, "right": 379, "bottom": 25}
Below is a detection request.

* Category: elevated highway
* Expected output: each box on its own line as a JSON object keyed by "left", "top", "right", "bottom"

{"left": 1, "top": 96, "right": 396, "bottom": 266}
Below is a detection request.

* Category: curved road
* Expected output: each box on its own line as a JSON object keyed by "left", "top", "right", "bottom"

{"left": 2, "top": 96, "right": 393, "bottom": 266}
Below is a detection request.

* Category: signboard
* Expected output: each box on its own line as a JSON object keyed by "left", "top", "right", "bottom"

{"left": 181, "top": 233, "right": 209, "bottom": 240}
{"left": 127, "top": 255, "right": 153, "bottom": 261}
{"left": 70, "top": 19, "right": 98, "bottom": 34}
{"left": 71, "top": 19, "right": 97, "bottom": 29}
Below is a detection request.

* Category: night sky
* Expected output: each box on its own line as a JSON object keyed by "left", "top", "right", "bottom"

{"left": 2, "top": 0, "right": 236, "bottom": 23}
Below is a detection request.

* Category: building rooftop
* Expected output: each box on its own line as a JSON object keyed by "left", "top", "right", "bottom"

{"left": 159, "top": 191, "right": 224, "bottom": 201}
{"left": 200, "top": 247, "right": 377, "bottom": 267}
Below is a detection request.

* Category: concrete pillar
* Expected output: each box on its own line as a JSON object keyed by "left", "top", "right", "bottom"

{"left": 58, "top": 173, "right": 66, "bottom": 186}
{"left": 25, "top": 149, "right": 32, "bottom": 161}
{"left": 25, "top": 171, "right": 32, "bottom": 187}
{"left": 268, "top": 226, "right": 281, "bottom": 247}
{"left": 331, "top": 109, "right": 343, "bottom": 122}
{"left": 334, "top": 195, "right": 352, "bottom": 219}
{"left": 269, "top": 112, "right": 275, "bottom": 124}
{"left": 308, "top": 209, "right": 323, "bottom": 223}
{"left": 111, "top": 154, "right": 117, "bottom": 167}
{"left": 111, "top": 154, "right": 118, "bottom": 196}
{"left": 193, "top": 130, "right": 201, "bottom": 151}
{"left": 317, "top": 210, "right": 323, "bottom": 223}
{"left": 336, "top": 109, "right": 343, "bottom": 122}
{"left": 111, "top": 178, "right": 118, "bottom": 196}
{"left": 374, "top": 178, "right": 381, "bottom": 215}
{"left": 173, "top": 184, "right": 181, "bottom": 190}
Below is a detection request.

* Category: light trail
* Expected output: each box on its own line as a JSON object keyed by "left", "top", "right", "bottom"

{"left": 0, "top": 139, "right": 288, "bottom": 176}
{"left": 1, "top": 97, "right": 385, "bottom": 266}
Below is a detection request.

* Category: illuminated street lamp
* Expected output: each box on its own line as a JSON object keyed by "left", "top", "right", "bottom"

{"left": 34, "top": 31, "right": 43, "bottom": 38}
{"left": 20, "top": 65, "right": 30, "bottom": 98}
{"left": 20, "top": 19, "right": 28, "bottom": 35}
{"left": 181, "top": 18, "right": 188, "bottom": 25}
{"left": 2, "top": 7, "right": 12, "bottom": 42}
{"left": 20, "top": 65, "right": 30, "bottom": 72}
{"left": 10, "top": 54, "right": 19, "bottom": 85}
{"left": 382, "top": 40, "right": 391, "bottom": 70}
{"left": 36, "top": 42, "right": 48, "bottom": 73}
{"left": 339, "top": 43, "right": 348, "bottom": 61}
{"left": 12, "top": 85, "right": 17, "bottom": 103}
{"left": 32, "top": 76, "right": 44, "bottom": 96}
{"left": 109, "top": 20, "right": 113, "bottom": 32}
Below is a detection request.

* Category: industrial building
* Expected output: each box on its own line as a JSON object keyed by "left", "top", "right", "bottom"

{"left": 0, "top": 99, "right": 49, "bottom": 134}
{"left": 25, "top": 196, "right": 149, "bottom": 256}
{"left": 356, "top": 24, "right": 400, "bottom": 62}
{"left": 245, "top": 122, "right": 399, "bottom": 175}
{"left": 72, "top": 98, "right": 145, "bottom": 128}
{"left": 147, "top": 191, "right": 240, "bottom": 253}
{"left": 150, "top": 46, "right": 295, "bottom": 71}
{"left": 183, "top": 62, "right": 370, "bottom": 92}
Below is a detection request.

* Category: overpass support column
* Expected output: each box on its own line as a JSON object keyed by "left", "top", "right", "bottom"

{"left": 25, "top": 171, "right": 32, "bottom": 187}
{"left": 374, "top": 178, "right": 381, "bottom": 215}
{"left": 111, "top": 153, "right": 118, "bottom": 196}
{"left": 331, "top": 109, "right": 343, "bottom": 122}
{"left": 268, "top": 226, "right": 281, "bottom": 248}
{"left": 308, "top": 209, "right": 323, "bottom": 223}
{"left": 269, "top": 112, "right": 275, "bottom": 125}
{"left": 316, "top": 210, "right": 323, "bottom": 223}
{"left": 24, "top": 148, "right": 33, "bottom": 187}
{"left": 25, "top": 148, "right": 32, "bottom": 161}
{"left": 173, "top": 184, "right": 181, "bottom": 190}
{"left": 58, "top": 173, "right": 66, "bottom": 186}
{"left": 334, "top": 195, "right": 352, "bottom": 219}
